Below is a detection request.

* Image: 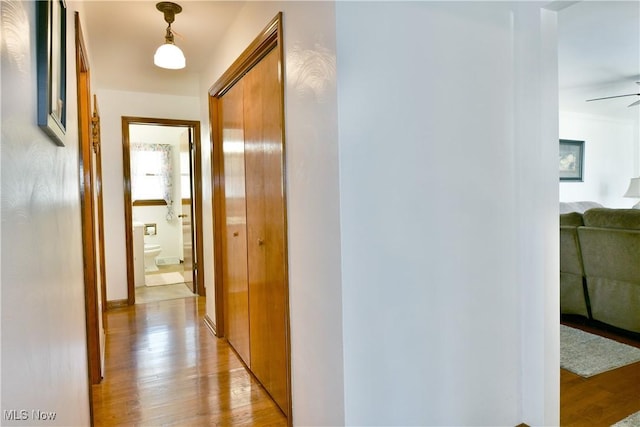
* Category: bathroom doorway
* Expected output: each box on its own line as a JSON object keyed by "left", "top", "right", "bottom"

{"left": 121, "top": 117, "right": 204, "bottom": 305}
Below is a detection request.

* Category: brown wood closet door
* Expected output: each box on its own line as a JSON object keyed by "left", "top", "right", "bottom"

{"left": 244, "top": 47, "right": 289, "bottom": 413}
{"left": 221, "top": 81, "right": 251, "bottom": 365}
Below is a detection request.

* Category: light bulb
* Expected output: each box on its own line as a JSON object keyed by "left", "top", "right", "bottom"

{"left": 154, "top": 43, "right": 185, "bottom": 69}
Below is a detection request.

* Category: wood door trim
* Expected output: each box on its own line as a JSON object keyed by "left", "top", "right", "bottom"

{"left": 106, "top": 299, "right": 129, "bottom": 310}
{"left": 121, "top": 117, "right": 204, "bottom": 304}
{"left": 208, "top": 13, "right": 282, "bottom": 97}
{"left": 75, "top": 12, "right": 99, "bottom": 427}
{"left": 191, "top": 124, "right": 205, "bottom": 297}
{"left": 92, "top": 95, "right": 108, "bottom": 333}
{"left": 132, "top": 199, "right": 168, "bottom": 207}
{"left": 122, "top": 119, "right": 135, "bottom": 306}
{"left": 75, "top": 11, "right": 101, "bottom": 386}
{"left": 210, "top": 93, "right": 225, "bottom": 337}
{"left": 209, "top": 12, "right": 291, "bottom": 422}
{"left": 210, "top": 11, "right": 283, "bottom": 339}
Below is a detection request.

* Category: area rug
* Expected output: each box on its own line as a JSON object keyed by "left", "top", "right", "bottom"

{"left": 612, "top": 411, "right": 640, "bottom": 427}
{"left": 145, "top": 271, "right": 185, "bottom": 287}
{"left": 135, "top": 283, "right": 194, "bottom": 304}
{"left": 561, "top": 325, "right": 640, "bottom": 378}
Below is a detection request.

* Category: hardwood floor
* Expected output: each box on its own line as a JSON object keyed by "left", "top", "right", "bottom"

{"left": 92, "top": 297, "right": 287, "bottom": 426}
{"left": 94, "top": 297, "right": 639, "bottom": 426}
{"left": 561, "top": 317, "right": 640, "bottom": 427}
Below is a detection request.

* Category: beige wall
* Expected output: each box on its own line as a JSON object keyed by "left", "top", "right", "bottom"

{"left": 96, "top": 89, "right": 199, "bottom": 301}
{"left": 1, "top": 1, "right": 91, "bottom": 424}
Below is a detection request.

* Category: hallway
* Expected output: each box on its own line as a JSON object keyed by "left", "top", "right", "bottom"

{"left": 92, "top": 297, "right": 286, "bottom": 426}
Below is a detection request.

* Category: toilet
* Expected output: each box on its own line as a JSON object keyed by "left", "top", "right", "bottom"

{"left": 143, "top": 244, "right": 162, "bottom": 272}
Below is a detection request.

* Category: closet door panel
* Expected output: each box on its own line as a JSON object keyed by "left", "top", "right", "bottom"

{"left": 221, "top": 81, "right": 251, "bottom": 365}
{"left": 244, "top": 47, "right": 288, "bottom": 413}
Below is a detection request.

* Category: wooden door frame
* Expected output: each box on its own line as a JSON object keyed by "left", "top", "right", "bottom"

{"left": 75, "top": 13, "right": 103, "bottom": 427}
{"left": 92, "top": 95, "right": 108, "bottom": 331}
{"left": 209, "top": 12, "right": 291, "bottom": 421}
{"left": 121, "top": 117, "right": 204, "bottom": 305}
{"left": 210, "top": 11, "right": 284, "bottom": 338}
{"left": 75, "top": 11, "right": 102, "bottom": 386}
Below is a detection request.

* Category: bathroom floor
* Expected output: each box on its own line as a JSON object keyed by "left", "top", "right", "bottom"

{"left": 135, "top": 264, "right": 195, "bottom": 304}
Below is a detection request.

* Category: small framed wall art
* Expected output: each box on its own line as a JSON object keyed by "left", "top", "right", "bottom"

{"left": 559, "top": 139, "right": 584, "bottom": 181}
{"left": 36, "top": 0, "right": 67, "bottom": 146}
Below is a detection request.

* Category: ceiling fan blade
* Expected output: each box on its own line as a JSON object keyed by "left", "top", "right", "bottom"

{"left": 586, "top": 93, "right": 640, "bottom": 102}
{"left": 628, "top": 99, "right": 640, "bottom": 107}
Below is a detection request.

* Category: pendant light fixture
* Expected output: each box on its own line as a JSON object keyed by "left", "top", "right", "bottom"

{"left": 153, "top": 2, "right": 185, "bottom": 70}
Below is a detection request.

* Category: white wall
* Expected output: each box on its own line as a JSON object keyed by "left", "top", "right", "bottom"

{"left": 198, "top": 2, "right": 558, "bottom": 425}
{"left": 1, "top": 1, "right": 91, "bottom": 424}
{"left": 133, "top": 206, "right": 182, "bottom": 262}
{"left": 0, "top": 1, "right": 562, "bottom": 425}
{"left": 198, "top": 2, "right": 345, "bottom": 425}
{"left": 559, "top": 112, "right": 638, "bottom": 207}
{"left": 97, "top": 89, "right": 199, "bottom": 301}
{"left": 336, "top": 2, "right": 558, "bottom": 426}
{"left": 635, "top": 120, "right": 640, "bottom": 176}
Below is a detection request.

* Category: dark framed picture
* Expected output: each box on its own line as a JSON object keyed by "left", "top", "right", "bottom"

{"left": 36, "top": 0, "right": 67, "bottom": 146}
{"left": 559, "top": 139, "right": 584, "bottom": 181}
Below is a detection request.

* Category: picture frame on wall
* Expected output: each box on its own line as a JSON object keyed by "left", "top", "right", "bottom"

{"left": 559, "top": 139, "right": 584, "bottom": 181}
{"left": 36, "top": 0, "right": 67, "bottom": 147}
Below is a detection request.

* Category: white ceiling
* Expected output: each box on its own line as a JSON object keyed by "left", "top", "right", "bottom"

{"left": 81, "top": 1, "right": 640, "bottom": 120}
{"left": 558, "top": 1, "right": 640, "bottom": 120}
{"left": 82, "top": 1, "right": 246, "bottom": 96}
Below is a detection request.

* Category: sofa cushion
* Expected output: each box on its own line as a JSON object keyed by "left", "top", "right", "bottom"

{"left": 560, "top": 212, "right": 584, "bottom": 227}
{"left": 578, "top": 227, "right": 640, "bottom": 283}
{"left": 560, "top": 201, "right": 603, "bottom": 214}
{"left": 560, "top": 227, "right": 584, "bottom": 275}
{"left": 586, "top": 277, "right": 640, "bottom": 333}
{"left": 560, "top": 272, "right": 589, "bottom": 316}
{"left": 582, "top": 208, "right": 640, "bottom": 230}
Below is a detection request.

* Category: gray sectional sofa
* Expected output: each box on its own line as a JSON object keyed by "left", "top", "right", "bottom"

{"left": 560, "top": 208, "right": 640, "bottom": 333}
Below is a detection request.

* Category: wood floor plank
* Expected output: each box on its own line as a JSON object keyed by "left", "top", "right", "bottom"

{"left": 561, "top": 319, "right": 640, "bottom": 427}
{"left": 92, "top": 297, "right": 286, "bottom": 426}
{"left": 95, "top": 297, "right": 640, "bottom": 426}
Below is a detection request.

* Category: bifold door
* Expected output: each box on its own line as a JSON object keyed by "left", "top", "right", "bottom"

{"left": 219, "top": 45, "right": 289, "bottom": 414}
